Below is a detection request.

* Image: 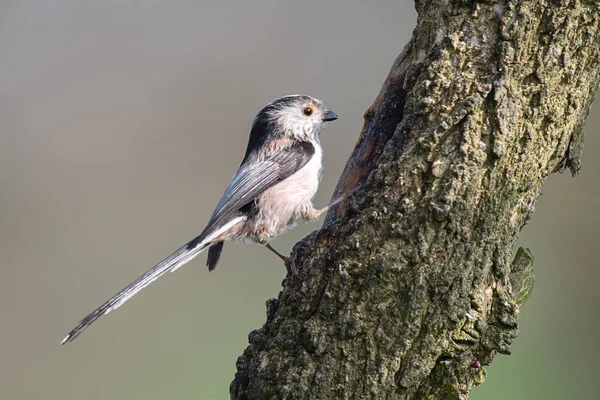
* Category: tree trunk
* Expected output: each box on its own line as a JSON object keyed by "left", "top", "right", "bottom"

{"left": 230, "top": 1, "right": 600, "bottom": 399}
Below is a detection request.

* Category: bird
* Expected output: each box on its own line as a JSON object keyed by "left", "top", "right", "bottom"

{"left": 61, "top": 94, "right": 353, "bottom": 344}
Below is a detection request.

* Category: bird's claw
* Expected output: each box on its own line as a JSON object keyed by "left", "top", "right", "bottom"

{"left": 344, "top": 184, "right": 365, "bottom": 214}
{"left": 284, "top": 256, "right": 299, "bottom": 277}
{"left": 349, "top": 189, "right": 364, "bottom": 214}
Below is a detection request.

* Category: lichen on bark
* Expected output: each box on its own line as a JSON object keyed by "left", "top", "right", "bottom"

{"left": 230, "top": 1, "right": 600, "bottom": 399}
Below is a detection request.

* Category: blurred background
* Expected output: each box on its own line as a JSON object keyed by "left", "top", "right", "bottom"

{"left": 0, "top": 1, "right": 598, "bottom": 399}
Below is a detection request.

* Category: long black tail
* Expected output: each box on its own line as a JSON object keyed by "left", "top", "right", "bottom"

{"left": 60, "top": 239, "right": 211, "bottom": 344}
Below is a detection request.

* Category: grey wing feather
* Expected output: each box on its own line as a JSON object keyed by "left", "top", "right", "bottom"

{"left": 210, "top": 160, "right": 279, "bottom": 219}
{"left": 206, "top": 141, "right": 315, "bottom": 231}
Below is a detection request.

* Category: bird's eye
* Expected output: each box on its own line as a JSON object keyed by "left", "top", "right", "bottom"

{"left": 303, "top": 106, "right": 313, "bottom": 117}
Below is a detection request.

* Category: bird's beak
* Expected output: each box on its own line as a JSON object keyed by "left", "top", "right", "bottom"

{"left": 322, "top": 109, "right": 338, "bottom": 122}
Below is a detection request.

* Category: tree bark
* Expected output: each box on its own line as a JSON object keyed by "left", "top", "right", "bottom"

{"left": 231, "top": 1, "right": 600, "bottom": 399}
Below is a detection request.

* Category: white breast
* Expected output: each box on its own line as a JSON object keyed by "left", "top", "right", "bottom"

{"left": 254, "top": 140, "right": 323, "bottom": 238}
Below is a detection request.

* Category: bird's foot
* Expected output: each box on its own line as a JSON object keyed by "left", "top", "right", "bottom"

{"left": 348, "top": 189, "right": 365, "bottom": 214}
{"left": 264, "top": 243, "right": 297, "bottom": 275}
{"left": 283, "top": 256, "right": 299, "bottom": 277}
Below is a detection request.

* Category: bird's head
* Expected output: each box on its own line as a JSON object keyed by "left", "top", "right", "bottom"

{"left": 253, "top": 94, "right": 338, "bottom": 141}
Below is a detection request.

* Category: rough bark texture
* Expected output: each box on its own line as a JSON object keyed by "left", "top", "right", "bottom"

{"left": 231, "top": 1, "right": 600, "bottom": 399}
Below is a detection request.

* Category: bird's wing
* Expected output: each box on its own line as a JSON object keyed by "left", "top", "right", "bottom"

{"left": 61, "top": 140, "right": 314, "bottom": 344}
{"left": 186, "top": 140, "right": 315, "bottom": 272}
{"left": 202, "top": 140, "right": 315, "bottom": 239}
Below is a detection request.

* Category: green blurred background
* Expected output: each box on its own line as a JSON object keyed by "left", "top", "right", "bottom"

{"left": 0, "top": 1, "right": 598, "bottom": 399}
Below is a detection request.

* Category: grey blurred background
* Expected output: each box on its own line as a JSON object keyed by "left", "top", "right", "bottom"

{"left": 0, "top": 2, "right": 597, "bottom": 399}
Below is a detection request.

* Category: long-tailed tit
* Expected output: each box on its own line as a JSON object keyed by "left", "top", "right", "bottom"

{"left": 61, "top": 94, "right": 355, "bottom": 344}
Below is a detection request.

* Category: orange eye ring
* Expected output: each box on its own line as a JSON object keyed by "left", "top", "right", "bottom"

{"left": 303, "top": 106, "right": 314, "bottom": 117}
